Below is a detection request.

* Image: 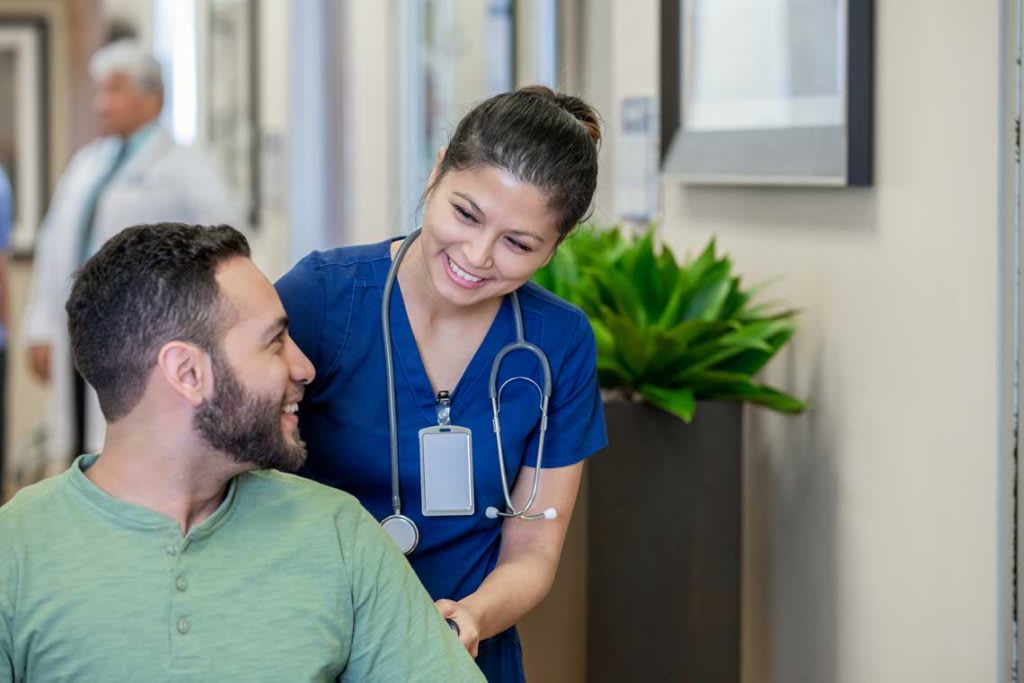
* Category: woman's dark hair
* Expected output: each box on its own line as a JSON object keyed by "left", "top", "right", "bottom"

{"left": 66, "top": 223, "right": 251, "bottom": 421}
{"left": 431, "top": 85, "right": 601, "bottom": 239}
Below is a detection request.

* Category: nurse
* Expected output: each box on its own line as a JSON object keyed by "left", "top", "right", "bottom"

{"left": 276, "top": 85, "right": 606, "bottom": 682}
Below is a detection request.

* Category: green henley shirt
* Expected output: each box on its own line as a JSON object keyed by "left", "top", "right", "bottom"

{"left": 0, "top": 455, "right": 484, "bottom": 682}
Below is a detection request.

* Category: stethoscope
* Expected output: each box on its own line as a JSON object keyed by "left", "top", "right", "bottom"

{"left": 379, "top": 228, "right": 557, "bottom": 555}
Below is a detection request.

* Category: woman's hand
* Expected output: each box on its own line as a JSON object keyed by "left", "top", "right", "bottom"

{"left": 435, "top": 598, "right": 482, "bottom": 657}
{"left": 436, "top": 463, "right": 585, "bottom": 652}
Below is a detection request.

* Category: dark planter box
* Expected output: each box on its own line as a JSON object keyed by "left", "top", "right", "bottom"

{"left": 587, "top": 399, "right": 741, "bottom": 683}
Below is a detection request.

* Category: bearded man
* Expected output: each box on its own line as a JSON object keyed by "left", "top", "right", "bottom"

{"left": 0, "top": 223, "right": 483, "bottom": 682}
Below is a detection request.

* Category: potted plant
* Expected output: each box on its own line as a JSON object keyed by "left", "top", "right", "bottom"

{"left": 532, "top": 225, "right": 804, "bottom": 683}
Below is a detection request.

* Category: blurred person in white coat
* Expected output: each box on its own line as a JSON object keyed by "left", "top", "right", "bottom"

{"left": 22, "top": 40, "right": 244, "bottom": 473}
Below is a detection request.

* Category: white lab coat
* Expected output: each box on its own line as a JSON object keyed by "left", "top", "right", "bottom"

{"left": 23, "top": 126, "right": 245, "bottom": 465}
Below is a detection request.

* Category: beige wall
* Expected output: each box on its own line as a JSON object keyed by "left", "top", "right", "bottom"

{"left": 553, "top": 0, "right": 1008, "bottom": 681}
{"left": 609, "top": 0, "right": 1004, "bottom": 680}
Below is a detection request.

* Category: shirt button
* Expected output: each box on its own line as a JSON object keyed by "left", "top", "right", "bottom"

{"left": 166, "top": 544, "right": 178, "bottom": 556}
{"left": 177, "top": 618, "right": 190, "bottom": 635}
{"left": 175, "top": 576, "right": 188, "bottom": 592}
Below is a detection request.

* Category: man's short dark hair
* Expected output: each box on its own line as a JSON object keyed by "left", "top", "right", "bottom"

{"left": 66, "top": 223, "right": 251, "bottom": 421}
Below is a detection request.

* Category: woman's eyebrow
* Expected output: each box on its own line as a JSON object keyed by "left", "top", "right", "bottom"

{"left": 452, "top": 192, "right": 484, "bottom": 216}
{"left": 507, "top": 228, "right": 546, "bottom": 244}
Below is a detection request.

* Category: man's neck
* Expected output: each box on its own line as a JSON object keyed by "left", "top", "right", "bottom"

{"left": 115, "top": 118, "right": 157, "bottom": 143}
{"left": 85, "top": 422, "right": 249, "bottom": 536}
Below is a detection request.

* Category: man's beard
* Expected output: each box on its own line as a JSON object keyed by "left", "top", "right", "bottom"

{"left": 193, "top": 351, "right": 307, "bottom": 472}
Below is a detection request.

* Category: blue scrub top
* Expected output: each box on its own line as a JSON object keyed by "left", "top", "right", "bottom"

{"left": 276, "top": 239, "right": 607, "bottom": 682}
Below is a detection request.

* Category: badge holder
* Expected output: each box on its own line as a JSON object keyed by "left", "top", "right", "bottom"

{"left": 420, "top": 391, "right": 475, "bottom": 517}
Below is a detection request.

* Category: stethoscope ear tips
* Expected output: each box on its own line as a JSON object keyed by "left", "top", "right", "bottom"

{"left": 485, "top": 505, "right": 558, "bottom": 520}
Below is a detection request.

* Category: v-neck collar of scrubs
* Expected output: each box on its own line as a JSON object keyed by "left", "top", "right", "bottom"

{"left": 66, "top": 453, "right": 240, "bottom": 541}
{"left": 373, "top": 238, "right": 515, "bottom": 424}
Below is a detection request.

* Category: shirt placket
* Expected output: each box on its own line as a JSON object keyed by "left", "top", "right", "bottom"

{"left": 165, "top": 534, "right": 200, "bottom": 667}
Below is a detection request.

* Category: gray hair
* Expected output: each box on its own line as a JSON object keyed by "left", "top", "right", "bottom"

{"left": 89, "top": 40, "right": 164, "bottom": 94}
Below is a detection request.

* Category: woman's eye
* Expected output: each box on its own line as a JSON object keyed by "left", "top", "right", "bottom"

{"left": 454, "top": 206, "right": 476, "bottom": 222}
{"left": 505, "top": 237, "right": 532, "bottom": 253}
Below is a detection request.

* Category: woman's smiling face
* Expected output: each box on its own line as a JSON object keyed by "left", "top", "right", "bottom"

{"left": 417, "top": 164, "right": 562, "bottom": 308}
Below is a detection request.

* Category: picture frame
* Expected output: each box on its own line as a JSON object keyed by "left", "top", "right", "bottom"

{"left": 661, "top": 0, "right": 874, "bottom": 187}
{"left": 204, "top": 0, "right": 259, "bottom": 228}
{"left": 0, "top": 17, "right": 49, "bottom": 255}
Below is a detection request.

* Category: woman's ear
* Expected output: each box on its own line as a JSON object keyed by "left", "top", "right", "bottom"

{"left": 426, "top": 147, "right": 447, "bottom": 189}
{"left": 157, "top": 342, "right": 209, "bottom": 407}
{"left": 539, "top": 221, "right": 565, "bottom": 268}
{"left": 540, "top": 243, "right": 558, "bottom": 268}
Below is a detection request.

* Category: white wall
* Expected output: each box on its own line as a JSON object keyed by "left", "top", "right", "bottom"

{"left": 182, "top": 1, "right": 394, "bottom": 277}
{"left": 100, "top": 0, "right": 153, "bottom": 46}
{"left": 248, "top": 0, "right": 290, "bottom": 279}
{"left": 597, "top": 0, "right": 1005, "bottom": 681}
{"left": 341, "top": 0, "right": 399, "bottom": 245}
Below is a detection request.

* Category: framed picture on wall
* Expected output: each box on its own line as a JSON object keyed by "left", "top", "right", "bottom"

{"left": 0, "top": 17, "right": 49, "bottom": 255}
{"left": 661, "top": 0, "right": 874, "bottom": 186}
{"left": 205, "top": 0, "right": 259, "bottom": 227}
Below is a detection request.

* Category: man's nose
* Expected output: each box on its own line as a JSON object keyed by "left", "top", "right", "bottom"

{"left": 287, "top": 337, "right": 315, "bottom": 386}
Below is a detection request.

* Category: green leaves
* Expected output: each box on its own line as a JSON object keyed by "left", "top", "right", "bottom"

{"left": 533, "top": 226, "right": 805, "bottom": 423}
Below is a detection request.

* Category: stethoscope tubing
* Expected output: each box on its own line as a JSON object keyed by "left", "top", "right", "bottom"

{"left": 381, "top": 228, "right": 556, "bottom": 554}
{"left": 381, "top": 228, "right": 419, "bottom": 518}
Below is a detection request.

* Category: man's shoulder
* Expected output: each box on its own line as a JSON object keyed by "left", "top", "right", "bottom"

{"left": 132, "top": 129, "right": 214, "bottom": 176}
{"left": 65, "top": 137, "right": 116, "bottom": 169}
{"left": 0, "top": 474, "right": 70, "bottom": 532}
{"left": 155, "top": 138, "right": 216, "bottom": 173}
{"left": 238, "top": 469, "right": 362, "bottom": 514}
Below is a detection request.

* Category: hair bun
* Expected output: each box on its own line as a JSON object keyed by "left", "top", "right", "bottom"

{"left": 553, "top": 93, "right": 602, "bottom": 148}
{"left": 518, "top": 85, "right": 602, "bottom": 148}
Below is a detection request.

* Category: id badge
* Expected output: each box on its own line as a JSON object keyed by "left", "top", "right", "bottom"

{"left": 419, "top": 425, "right": 474, "bottom": 516}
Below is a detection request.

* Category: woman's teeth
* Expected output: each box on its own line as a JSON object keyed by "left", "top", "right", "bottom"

{"left": 448, "top": 256, "right": 482, "bottom": 283}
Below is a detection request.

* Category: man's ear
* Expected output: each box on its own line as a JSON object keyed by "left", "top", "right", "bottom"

{"left": 157, "top": 342, "right": 209, "bottom": 407}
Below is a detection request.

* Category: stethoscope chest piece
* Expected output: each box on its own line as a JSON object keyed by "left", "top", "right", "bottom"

{"left": 381, "top": 514, "right": 419, "bottom": 555}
